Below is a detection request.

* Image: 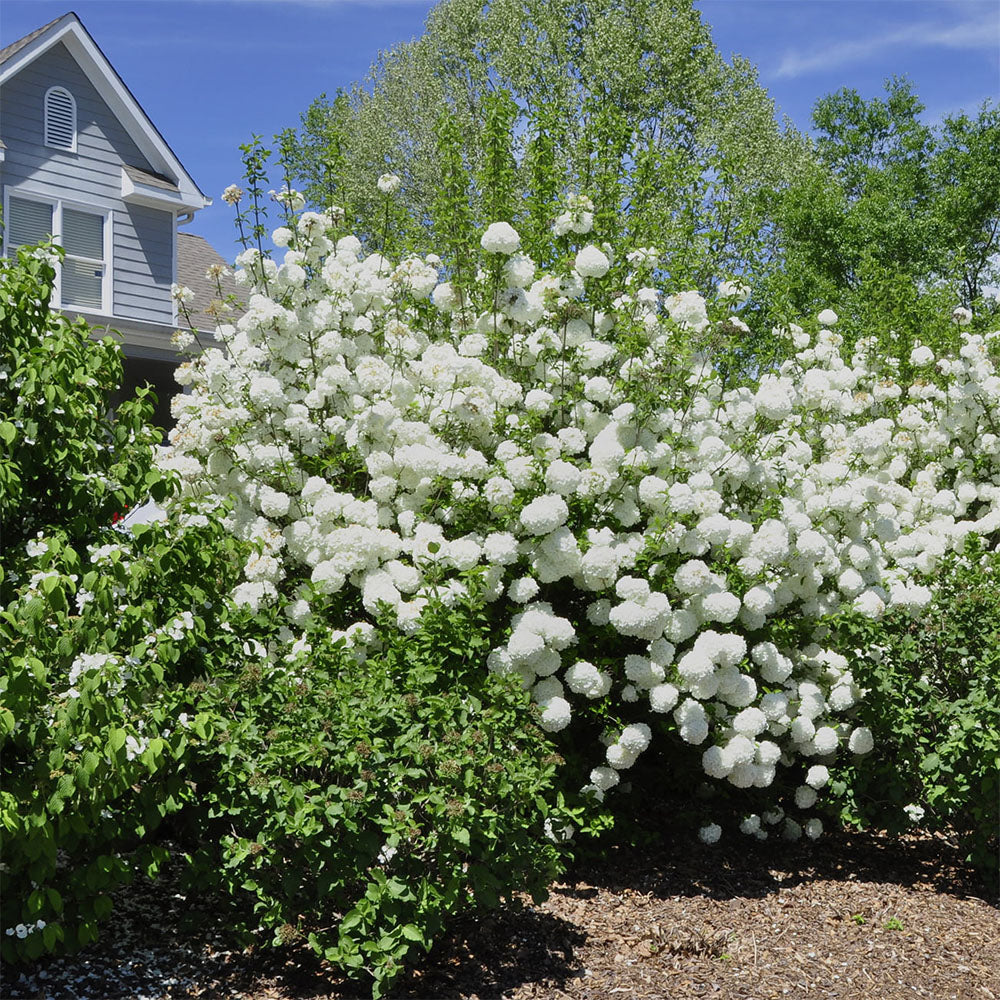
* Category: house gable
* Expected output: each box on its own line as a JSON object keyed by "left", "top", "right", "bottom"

{"left": 1, "top": 39, "right": 176, "bottom": 325}
{"left": 0, "top": 13, "right": 208, "bottom": 210}
{"left": 0, "top": 10, "right": 235, "bottom": 404}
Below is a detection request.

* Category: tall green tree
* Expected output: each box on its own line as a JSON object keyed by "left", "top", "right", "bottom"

{"left": 285, "top": 0, "right": 809, "bottom": 293}
{"left": 768, "top": 78, "right": 1000, "bottom": 350}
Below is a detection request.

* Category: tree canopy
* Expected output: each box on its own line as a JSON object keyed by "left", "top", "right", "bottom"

{"left": 768, "top": 78, "right": 999, "bottom": 348}
{"left": 284, "top": 0, "right": 809, "bottom": 292}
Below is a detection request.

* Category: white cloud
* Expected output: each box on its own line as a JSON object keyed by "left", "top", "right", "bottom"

{"left": 774, "top": 10, "right": 1000, "bottom": 78}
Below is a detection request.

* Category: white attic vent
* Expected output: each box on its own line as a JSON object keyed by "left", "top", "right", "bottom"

{"left": 44, "top": 87, "right": 76, "bottom": 151}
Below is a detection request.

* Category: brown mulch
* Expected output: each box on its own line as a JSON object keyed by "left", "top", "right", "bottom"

{"left": 3, "top": 828, "right": 997, "bottom": 1000}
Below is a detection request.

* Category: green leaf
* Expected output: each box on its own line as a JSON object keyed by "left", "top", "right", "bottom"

{"left": 106, "top": 729, "right": 127, "bottom": 757}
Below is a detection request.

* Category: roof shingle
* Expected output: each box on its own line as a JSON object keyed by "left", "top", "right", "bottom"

{"left": 0, "top": 13, "right": 67, "bottom": 67}
{"left": 176, "top": 232, "right": 244, "bottom": 334}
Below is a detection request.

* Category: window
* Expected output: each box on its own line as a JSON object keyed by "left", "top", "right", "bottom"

{"left": 6, "top": 194, "right": 109, "bottom": 313}
{"left": 61, "top": 208, "right": 104, "bottom": 309}
{"left": 44, "top": 86, "right": 77, "bottom": 151}
{"left": 7, "top": 195, "right": 52, "bottom": 248}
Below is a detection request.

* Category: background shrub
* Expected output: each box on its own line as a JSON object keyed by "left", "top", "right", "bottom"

{"left": 827, "top": 538, "right": 1000, "bottom": 884}
{"left": 1, "top": 243, "right": 252, "bottom": 960}
{"left": 0, "top": 243, "right": 164, "bottom": 564}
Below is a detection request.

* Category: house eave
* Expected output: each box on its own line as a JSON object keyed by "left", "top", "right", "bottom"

{"left": 121, "top": 167, "right": 205, "bottom": 213}
{"left": 67, "top": 310, "right": 185, "bottom": 363}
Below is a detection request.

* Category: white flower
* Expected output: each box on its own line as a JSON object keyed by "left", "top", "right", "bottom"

{"left": 666, "top": 290, "right": 709, "bottom": 331}
{"left": 698, "top": 823, "right": 722, "bottom": 844}
{"left": 903, "top": 803, "right": 925, "bottom": 824}
{"left": 811, "top": 726, "right": 839, "bottom": 754}
{"left": 848, "top": 727, "right": 874, "bottom": 754}
{"left": 481, "top": 222, "right": 521, "bottom": 255}
{"left": 817, "top": 308, "right": 838, "bottom": 326}
{"left": 519, "top": 494, "right": 569, "bottom": 535}
{"left": 909, "top": 345, "right": 934, "bottom": 366}
{"left": 649, "top": 683, "right": 679, "bottom": 713}
{"left": 590, "top": 766, "right": 620, "bottom": 791}
{"left": 732, "top": 707, "right": 767, "bottom": 737}
{"left": 718, "top": 280, "right": 750, "bottom": 303}
{"left": 377, "top": 173, "right": 401, "bottom": 194}
{"left": 620, "top": 723, "right": 652, "bottom": 754}
{"left": 170, "top": 283, "right": 195, "bottom": 305}
{"left": 805, "top": 764, "right": 829, "bottom": 789}
{"left": 539, "top": 696, "right": 572, "bottom": 732}
{"left": 565, "top": 661, "right": 610, "bottom": 698}
{"left": 574, "top": 245, "right": 611, "bottom": 279}
{"left": 26, "top": 536, "right": 47, "bottom": 558}
{"left": 951, "top": 306, "right": 972, "bottom": 326}
{"left": 794, "top": 785, "right": 818, "bottom": 809}
{"left": 508, "top": 576, "right": 540, "bottom": 604}
{"left": 701, "top": 591, "right": 741, "bottom": 624}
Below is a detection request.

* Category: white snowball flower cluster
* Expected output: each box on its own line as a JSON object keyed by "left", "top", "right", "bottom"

{"left": 574, "top": 245, "right": 611, "bottom": 279}
{"left": 163, "top": 204, "right": 1000, "bottom": 840}
{"left": 553, "top": 194, "right": 595, "bottom": 237}
{"left": 481, "top": 221, "right": 521, "bottom": 255}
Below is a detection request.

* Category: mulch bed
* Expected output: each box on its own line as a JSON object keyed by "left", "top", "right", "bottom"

{"left": 3, "top": 827, "right": 997, "bottom": 1000}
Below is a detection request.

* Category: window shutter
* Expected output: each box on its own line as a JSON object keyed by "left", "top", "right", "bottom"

{"left": 7, "top": 197, "right": 53, "bottom": 250}
{"left": 45, "top": 87, "right": 76, "bottom": 151}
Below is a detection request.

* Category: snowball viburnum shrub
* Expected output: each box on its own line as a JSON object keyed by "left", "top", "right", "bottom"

{"left": 163, "top": 203, "right": 1000, "bottom": 841}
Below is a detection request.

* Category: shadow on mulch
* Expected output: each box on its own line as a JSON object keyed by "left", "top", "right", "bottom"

{"left": 186, "top": 903, "right": 588, "bottom": 999}
{"left": 379, "top": 825, "right": 998, "bottom": 999}
{"left": 579, "top": 825, "right": 999, "bottom": 907}
{"left": 2, "top": 824, "right": 994, "bottom": 1000}
{"left": 389, "top": 906, "right": 588, "bottom": 999}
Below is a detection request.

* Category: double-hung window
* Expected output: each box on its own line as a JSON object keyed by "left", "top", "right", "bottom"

{"left": 5, "top": 193, "right": 110, "bottom": 313}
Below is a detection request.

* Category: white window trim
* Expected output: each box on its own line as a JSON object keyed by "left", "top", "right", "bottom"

{"left": 3, "top": 187, "right": 113, "bottom": 316}
{"left": 44, "top": 85, "right": 77, "bottom": 153}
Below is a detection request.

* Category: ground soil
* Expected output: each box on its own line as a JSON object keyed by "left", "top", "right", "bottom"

{"left": 2, "top": 827, "right": 997, "bottom": 1000}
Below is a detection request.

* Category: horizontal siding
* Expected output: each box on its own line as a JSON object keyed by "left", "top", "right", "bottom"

{"left": 112, "top": 297, "right": 174, "bottom": 325}
{"left": 114, "top": 203, "right": 173, "bottom": 324}
{"left": 114, "top": 227, "right": 173, "bottom": 256}
{"left": 0, "top": 41, "right": 175, "bottom": 327}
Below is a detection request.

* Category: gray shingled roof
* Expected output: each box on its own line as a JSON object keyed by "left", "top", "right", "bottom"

{"left": 123, "top": 163, "right": 179, "bottom": 192}
{"left": 0, "top": 13, "right": 66, "bottom": 66}
{"left": 176, "top": 232, "right": 244, "bottom": 333}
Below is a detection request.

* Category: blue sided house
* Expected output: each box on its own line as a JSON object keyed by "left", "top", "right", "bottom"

{"left": 0, "top": 11, "right": 235, "bottom": 427}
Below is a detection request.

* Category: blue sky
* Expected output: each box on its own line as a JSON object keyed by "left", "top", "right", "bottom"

{"left": 2, "top": 0, "right": 997, "bottom": 259}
